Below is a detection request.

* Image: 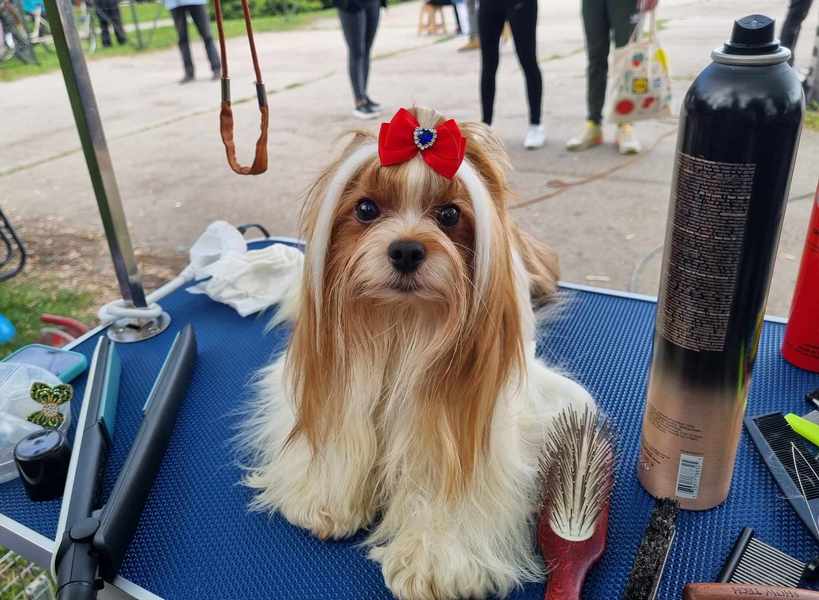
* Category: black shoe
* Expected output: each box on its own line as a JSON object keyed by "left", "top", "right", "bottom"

{"left": 179, "top": 74, "right": 195, "bottom": 85}
{"left": 353, "top": 103, "right": 379, "bottom": 120}
{"left": 365, "top": 96, "right": 382, "bottom": 112}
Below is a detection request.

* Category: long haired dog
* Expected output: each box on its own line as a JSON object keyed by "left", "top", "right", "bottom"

{"left": 242, "top": 107, "right": 594, "bottom": 599}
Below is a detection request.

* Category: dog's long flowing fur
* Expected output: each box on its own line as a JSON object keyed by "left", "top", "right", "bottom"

{"left": 240, "top": 108, "right": 594, "bottom": 600}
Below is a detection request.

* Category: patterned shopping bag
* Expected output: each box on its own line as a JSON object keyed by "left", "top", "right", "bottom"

{"left": 607, "top": 9, "right": 672, "bottom": 123}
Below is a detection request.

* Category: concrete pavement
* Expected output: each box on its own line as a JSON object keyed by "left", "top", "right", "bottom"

{"left": 1, "top": 0, "right": 818, "bottom": 316}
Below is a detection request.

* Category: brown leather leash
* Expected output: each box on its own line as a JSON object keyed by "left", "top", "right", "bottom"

{"left": 213, "top": 0, "right": 268, "bottom": 175}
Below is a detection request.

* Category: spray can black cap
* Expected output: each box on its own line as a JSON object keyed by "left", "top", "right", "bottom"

{"left": 724, "top": 14, "right": 779, "bottom": 55}
{"left": 712, "top": 14, "right": 791, "bottom": 65}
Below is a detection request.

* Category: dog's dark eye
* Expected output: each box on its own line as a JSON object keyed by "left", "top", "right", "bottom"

{"left": 355, "top": 198, "right": 380, "bottom": 223}
{"left": 436, "top": 204, "right": 460, "bottom": 227}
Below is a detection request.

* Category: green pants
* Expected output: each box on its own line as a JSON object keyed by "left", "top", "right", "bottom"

{"left": 581, "top": 0, "right": 638, "bottom": 124}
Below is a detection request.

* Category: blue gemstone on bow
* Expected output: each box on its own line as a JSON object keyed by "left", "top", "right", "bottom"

{"left": 413, "top": 127, "right": 437, "bottom": 151}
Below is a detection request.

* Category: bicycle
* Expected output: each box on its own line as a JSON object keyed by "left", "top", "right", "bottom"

{"left": 0, "top": 0, "right": 36, "bottom": 64}
{"left": 22, "top": 0, "right": 96, "bottom": 54}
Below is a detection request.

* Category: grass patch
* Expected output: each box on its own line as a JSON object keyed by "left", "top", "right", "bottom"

{"left": 807, "top": 107, "right": 819, "bottom": 133}
{"left": 0, "top": 8, "right": 332, "bottom": 81}
{"left": 120, "top": 0, "right": 170, "bottom": 26}
{"left": 0, "top": 278, "right": 95, "bottom": 357}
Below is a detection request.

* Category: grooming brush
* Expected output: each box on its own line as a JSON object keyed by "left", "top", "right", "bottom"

{"left": 538, "top": 406, "right": 614, "bottom": 600}
{"left": 622, "top": 497, "right": 679, "bottom": 600}
{"left": 745, "top": 412, "right": 819, "bottom": 541}
{"left": 717, "top": 527, "right": 819, "bottom": 588}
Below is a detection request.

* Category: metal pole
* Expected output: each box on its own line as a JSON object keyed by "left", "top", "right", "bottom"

{"left": 127, "top": 0, "right": 144, "bottom": 50}
{"left": 42, "top": 0, "right": 147, "bottom": 308}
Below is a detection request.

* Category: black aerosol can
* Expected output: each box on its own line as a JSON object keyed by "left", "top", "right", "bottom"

{"left": 638, "top": 15, "right": 804, "bottom": 510}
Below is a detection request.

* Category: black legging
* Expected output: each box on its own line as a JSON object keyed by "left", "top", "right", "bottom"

{"left": 338, "top": 0, "right": 381, "bottom": 103}
{"left": 479, "top": 0, "right": 542, "bottom": 125}
{"left": 780, "top": 0, "right": 815, "bottom": 65}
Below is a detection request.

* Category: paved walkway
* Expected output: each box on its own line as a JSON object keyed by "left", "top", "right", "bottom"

{"left": 2, "top": 0, "right": 818, "bottom": 315}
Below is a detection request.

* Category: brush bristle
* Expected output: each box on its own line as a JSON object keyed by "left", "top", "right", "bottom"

{"left": 541, "top": 405, "right": 614, "bottom": 541}
{"left": 623, "top": 498, "right": 679, "bottom": 600}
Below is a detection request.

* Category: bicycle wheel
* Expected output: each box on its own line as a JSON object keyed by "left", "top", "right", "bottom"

{"left": 29, "top": 11, "right": 55, "bottom": 53}
{"left": 76, "top": 1, "right": 96, "bottom": 53}
{"left": 10, "top": 17, "right": 36, "bottom": 62}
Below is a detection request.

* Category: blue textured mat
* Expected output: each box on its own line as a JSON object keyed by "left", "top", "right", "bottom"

{"left": 2, "top": 241, "right": 819, "bottom": 600}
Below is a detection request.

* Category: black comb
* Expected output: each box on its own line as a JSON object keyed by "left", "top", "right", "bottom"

{"left": 718, "top": 527, "right": 816, "bottom": 587}
{"left": 745, "top": 412, "right": 819, "bottom": 540}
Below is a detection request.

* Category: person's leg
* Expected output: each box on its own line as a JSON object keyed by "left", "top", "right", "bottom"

{"left": 609, "top": 0, "right": 637, "bottom": 48}
{"left": 478, "top": 0, "right": 505, "bottom": 125}
{"left": 507, "top": 0, "right": 542, "bottom": 126}
{"left": 111, "top": 2, "right": 127, "bottom": 45}
{"left": 96, "top": 0, "right": 112, "bottom": 47}
{"left": 458, "top": 0, "right": 480, "bottom": 50}
{"left": 361, "top": 0, "right": 380, "bottom": 97}
{"left": 339, "top": 8, "right": 366, "bottom": 103}
{"left": 189, "top": 3, "right": 221, "bottom": 75}
{"left": 566, "top": 0, "right": 608, "bottom": 150}
{"left": 466, "top": 0, "right": 477, "bottom": 38}
{"left": 172, "top": 6, "right": 194, "bottom": 79}
{"left": 610, "top": 0, "right": 641, "bottom": 154}
{"left": 583, "top": 0, "right": 610, "bottom": 125}
{"left": 781, "top": 0, "right": 815, "bottom": 65}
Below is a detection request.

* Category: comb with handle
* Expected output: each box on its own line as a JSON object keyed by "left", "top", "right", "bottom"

{"left": 744, "top": 412, "right": 819, "bottom": 541}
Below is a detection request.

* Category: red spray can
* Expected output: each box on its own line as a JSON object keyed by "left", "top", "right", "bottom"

{"left": 782, "top": 181, "right": 819, "bottom": 373}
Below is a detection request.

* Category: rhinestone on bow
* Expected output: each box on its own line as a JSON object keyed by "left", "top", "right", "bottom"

{"left": 413, "top": 127, "right": 437, "bottom": 151}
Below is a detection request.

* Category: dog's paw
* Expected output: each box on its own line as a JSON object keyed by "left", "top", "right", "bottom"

{"left": 278, "top": 491, "right": 372, "bottom": 540}
{"left": 370, "top": 533, "right": 497, "bottom": 600}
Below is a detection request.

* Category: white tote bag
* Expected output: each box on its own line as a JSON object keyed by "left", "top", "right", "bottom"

{"left": 607, "top": 9, "right": 672, "bottom": 123}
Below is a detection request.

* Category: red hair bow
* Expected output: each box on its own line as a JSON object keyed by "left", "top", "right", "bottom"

{"left": 378, "top": 108, "right": 467, "bottom": 180}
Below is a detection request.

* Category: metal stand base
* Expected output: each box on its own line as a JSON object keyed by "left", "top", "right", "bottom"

{"left": 107, "top": 312, "right": 171, "bottom": 343}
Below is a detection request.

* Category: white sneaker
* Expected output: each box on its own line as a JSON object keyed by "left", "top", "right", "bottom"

{"left": 616, "top": 123, "right": 642, "bottom": 155}
{"left": 523, "top": 125, "right": 546, "bottom": 149}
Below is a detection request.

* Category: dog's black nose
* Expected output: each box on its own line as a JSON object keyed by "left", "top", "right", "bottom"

{"left": 388, "top": 240, "right": 426, "bottom": 273}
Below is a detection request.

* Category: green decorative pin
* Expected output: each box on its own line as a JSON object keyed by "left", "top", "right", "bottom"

{"left": 27, "top": 382, "right": 73, "bottom": 428}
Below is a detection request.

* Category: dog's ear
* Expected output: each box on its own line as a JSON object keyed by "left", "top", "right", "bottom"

{"left": 299, "top": 129, "right": 375, "bottom": 240}
{"left": 457, "top": 121, "right": 559, "bottom": 304}
{"left": 512, "top": 224, "right": 560, "bottom": 305}
{"left": 457, "top": 121, "right": 511, "bottom": 209}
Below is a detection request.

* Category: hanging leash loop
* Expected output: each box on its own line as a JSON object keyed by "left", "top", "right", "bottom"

{"left": 213, "top": 0, "right": 268, "bottom": 175}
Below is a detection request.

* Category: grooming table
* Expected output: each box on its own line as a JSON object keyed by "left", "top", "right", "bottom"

{"left": 2, "top": 239, "right": 818, "bottom": 600}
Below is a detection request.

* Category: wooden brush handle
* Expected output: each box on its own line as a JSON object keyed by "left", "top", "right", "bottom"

{"left": 541, "top": 505, "right": 609, "bottom": 600}
{"left": 684, "top": 583, "right": 819, "bottom": 599}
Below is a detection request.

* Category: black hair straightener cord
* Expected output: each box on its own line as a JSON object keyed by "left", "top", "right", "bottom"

{"left": 52, "top": 324, "right": 197, "bottom": 600}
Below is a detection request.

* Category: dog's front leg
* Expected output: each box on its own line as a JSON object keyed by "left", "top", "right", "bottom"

{"left": 245, "top": 358, "right": 379, "bottom": 540}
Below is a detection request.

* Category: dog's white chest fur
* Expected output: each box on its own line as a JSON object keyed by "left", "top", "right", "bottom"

{"left": 242, "top": 344, "right": 592, "bottom": 600}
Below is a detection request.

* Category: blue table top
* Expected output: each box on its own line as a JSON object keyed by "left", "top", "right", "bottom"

{"left": 2, "top": 240, "right": 819, "bottom": 600}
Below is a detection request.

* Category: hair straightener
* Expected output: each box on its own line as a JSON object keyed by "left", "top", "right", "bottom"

{"left": 52, "top": 325, "right": 197, "bottom": 600}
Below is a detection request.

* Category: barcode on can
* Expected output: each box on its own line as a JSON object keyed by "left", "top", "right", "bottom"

{"left": 675, "top": 453, "right": 704, "bottom": 500}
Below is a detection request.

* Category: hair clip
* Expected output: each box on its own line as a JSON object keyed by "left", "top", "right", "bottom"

{"left": 27, "top": 382, "right": 73, "bottom": 428}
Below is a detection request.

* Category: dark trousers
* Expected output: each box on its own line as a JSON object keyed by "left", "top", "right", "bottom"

{"left": 581, "top": 0, "right": 637, "bottom": 124}
{"left": 781, "top": 0, "right": 815, "bottom": 65}
{"left": 338, "top": 0, "right": 381, "bottom": 104}
{"left": 95, "top": 0, "right": 127, "bottom": 47}
{"left": 171, "top": 4, "right": 221, "bottom": 77}
{"left": 479, "top": 0, "right": 542, "bottom": 125}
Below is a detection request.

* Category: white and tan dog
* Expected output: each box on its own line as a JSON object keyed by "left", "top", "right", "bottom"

{"left": 240, "top": 107, "right": 594, "bottom": 600}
